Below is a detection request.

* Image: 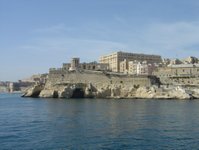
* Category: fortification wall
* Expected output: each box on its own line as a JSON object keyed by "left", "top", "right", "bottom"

{"left": 47, "top": 70, "right": 154, "bottom": 88}
{"left": 158, "top": 76, "right": 199, "bottom": 86}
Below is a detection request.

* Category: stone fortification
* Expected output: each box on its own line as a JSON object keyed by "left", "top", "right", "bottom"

{"left": 153, "top": 64, "right": 199, "bottom": 86}
{"left": 23, "top": 69, "right": 199, "bottom": 99}
{"left": 22, "top": 55, "right": 199, "bottom": 100}
{"left": 23, "top": 69, "right": 162, "bottom": 99}
{"left": 48, "top": 69, "right": 154, "bottom": 88}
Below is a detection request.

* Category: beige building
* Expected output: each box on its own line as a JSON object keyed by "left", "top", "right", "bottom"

{"left": 137, "top": 61, "right": 148, "bottom": 75}
{"left": 128, "top": 61, "right": 157, "bottom": 75}
{"left": 128, "top": 61, "right": 138, "bottom": 74}
{"left": 62, "top": 58, "right": 109, "bottom": 71}
{"left": 153, "top": 64, "right": 199, "bottom": 85}
{"left": 153, "top": 64, "right": 199, "bottom": 77}
{"left": 79, "top": 62, "right": 109, "bottom": 71}
{"left": 120, "top": 59, "right": 128, "bottom": 73}
{"left": 69, "top": 58, "right": 80, "bottom": 71}
{"left": 99, "top": 51, "right": 162, "bottom": 72}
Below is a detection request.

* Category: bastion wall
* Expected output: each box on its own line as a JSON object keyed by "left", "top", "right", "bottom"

{"left": 48, "top": 70, "right": 155, "bottom": 88}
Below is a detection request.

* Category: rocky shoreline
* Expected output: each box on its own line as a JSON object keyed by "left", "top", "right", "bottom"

{"left": 22, "top": 82, "right": 199, "bottom": 100}
{"left": 22, "top": 68, "right": 199, "bottom": 100}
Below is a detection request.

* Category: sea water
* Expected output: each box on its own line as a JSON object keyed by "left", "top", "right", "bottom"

{"left": 1, "top": 93, "right": 199, "bottom": 149}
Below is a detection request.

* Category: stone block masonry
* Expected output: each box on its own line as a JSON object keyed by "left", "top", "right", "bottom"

{"left": 48, "top": 70, "right": 154, "bottom": 88}
{"left": 23, "top": 69, "right": 198, "bottom": 100}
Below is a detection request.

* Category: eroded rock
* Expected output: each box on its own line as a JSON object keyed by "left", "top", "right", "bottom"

{"left": 22, "top": 84, "right": 43, "bottom": 97}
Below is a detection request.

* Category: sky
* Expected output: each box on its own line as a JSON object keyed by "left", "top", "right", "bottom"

{"left": 1, "top": 0, "right": 199, "bottom": 81}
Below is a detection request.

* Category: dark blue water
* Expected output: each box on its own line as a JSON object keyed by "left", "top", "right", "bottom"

{"left": 1, "top": 94, "right": 199, "bottom": 150}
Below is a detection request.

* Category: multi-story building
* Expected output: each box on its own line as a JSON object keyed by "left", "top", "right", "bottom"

{"left": 99, "top": 51, "right": 162, "bottom": 72}
{"left": 128, "top": 61, "right": 138, "bottom": 74}
{"left": 128, "top": 61, "right": 157, "bottom": 75}
{"left": 137, "top": 61, "right": 148, "bottom": 75}
{"left": 119, "top": 59, "right": 128, "bottom": 73}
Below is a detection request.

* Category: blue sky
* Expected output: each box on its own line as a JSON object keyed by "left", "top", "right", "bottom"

{"left": 1, "top": 0, "right": 199, "bottom": 81}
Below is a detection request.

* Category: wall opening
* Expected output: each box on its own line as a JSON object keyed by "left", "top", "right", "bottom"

{"left": 71, "top": 88, "right": 85, "bottom": 98}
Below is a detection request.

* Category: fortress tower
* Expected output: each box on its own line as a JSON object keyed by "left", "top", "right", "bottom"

{"left": 69, "top": 58, "right": 80, "bottom": 71}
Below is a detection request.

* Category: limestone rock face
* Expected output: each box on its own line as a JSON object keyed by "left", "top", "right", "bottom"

{"left": 168, "top": 86, "right": 192, "bottom": 99}
{"left": 135, "top": 86, "right": 194, "bottom": 99}
{"left": 84, "top": 83, "right": 96, "bottom": 98}
{"left": 39, "top": 89, "right": 58, "bottom": 98}
{"left": 110, "top": 86, "right": 121, "bottom": 98}
{"left": 22, "top": 82, "right": 198, "bottom": 100}
{"left": 95, "top": 86, "right": 111, "bottom": 98}
{"left": 84, "top": 87, "right": 93, "bottom": 98}
{"left": 58, "top": 86, "right": 73, "bottom": 98}
{"left": 191, "top": 89, "right": 199, "bottom": 99}
{"left": 136, "top": 87, "right": 156, "bottom": 99}
{"left": 22, "top": 84, "right": 43, "bottom": 97}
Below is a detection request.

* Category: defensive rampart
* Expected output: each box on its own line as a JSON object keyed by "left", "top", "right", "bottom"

{"left": 48, "top": 70, "right": 157, "bottom": 88}
{"left": 23, "top": 70, "right": 199, "bottom": 99}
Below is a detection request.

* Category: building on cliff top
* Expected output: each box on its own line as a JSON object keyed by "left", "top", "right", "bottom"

{"left": 152, "top": 64, "right": 199, "bottom": 86}
{"left": 153, "top": 64, "right": 199, "bottom": 77}
{"left": 119, "top": 60, "right": 158, "bottom": 75}
{"left": 99, "top": 51, "right": 162, "bottom": 72}
{"left": 61, "top": 58, "right": 109, "bottom": 71}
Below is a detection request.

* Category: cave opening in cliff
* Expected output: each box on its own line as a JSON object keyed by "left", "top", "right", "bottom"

{"left": 71, "top": 88, "right": 85, "bottom": 98}
{"left": 31, "top": 91, "right": 41, "bottom": 98}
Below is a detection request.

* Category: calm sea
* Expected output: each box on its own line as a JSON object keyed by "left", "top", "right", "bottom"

{"left": 1, "top": 94, "right": 199, "bottom": 150}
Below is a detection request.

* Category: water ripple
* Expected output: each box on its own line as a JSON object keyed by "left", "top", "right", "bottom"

{"left": 1, "top": 94, "right": 199, "bottom": 149}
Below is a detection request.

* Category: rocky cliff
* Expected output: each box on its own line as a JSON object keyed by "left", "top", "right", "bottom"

{"left": 22, "top": 70, "right": 199, "bottom": 100}
{"left": 22, "top": 82, "right": 199, "bottom": 100}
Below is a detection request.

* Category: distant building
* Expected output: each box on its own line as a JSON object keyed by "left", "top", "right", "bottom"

{"left": 79, "top": 62, "right": 109, "bottom": 71}
{"left": 69, "top": 58, "right": 80, "bottom": 71}
{"left": 153, "top": 64, "right": 199, "bottom": 77}
{"left": 99, "top": 51, "right": 162, "bottom": 72}
{"left": 62, "top": 58, "right": 109, "bottom": 71}
{"left": 183, "top": 56, "right": 199, "bottom": 64}
{"left": 21, "top": 74, "right": 48, "bottom": 84}
{"left": 170, "top": 59, "right": 183, "bottom": 65}
{"left": 119, "top": 59, "right": 128, "bottom": 73}
{"left": 128, "top": 61, "right": 157, "bottom": 75}
{"left": 137, "top": 61, "right": 149, "bottom": 75}
{"left": 128, "top": 61, "right": 138, "bottom": 74}
{"left": 62, "top": 63, "right": 71, "bottom": 70}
